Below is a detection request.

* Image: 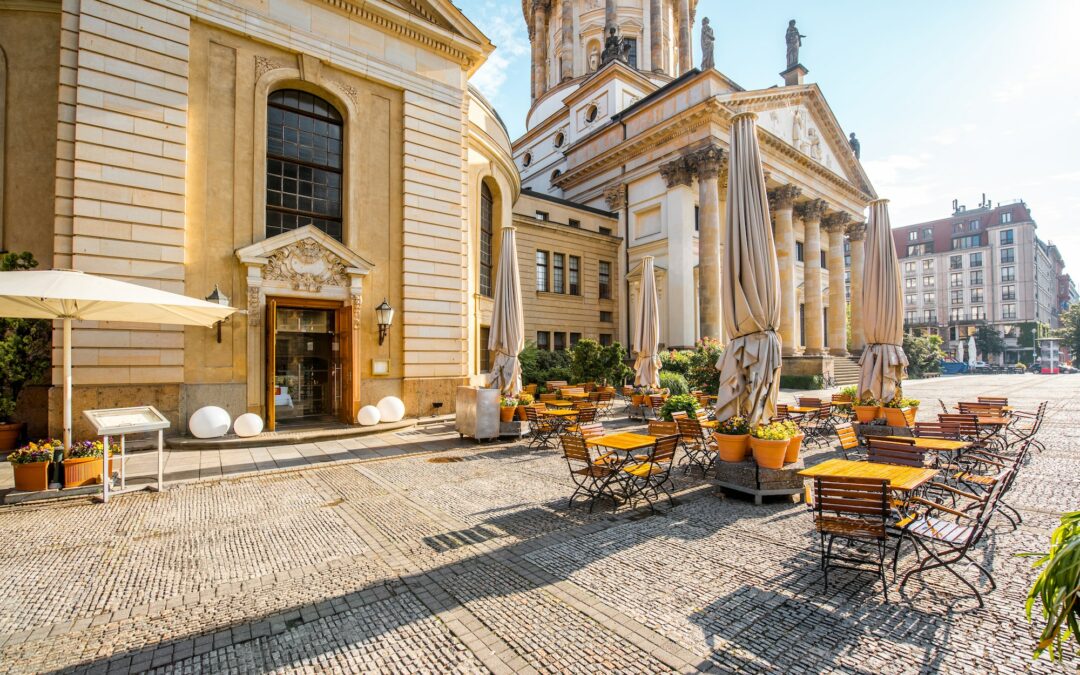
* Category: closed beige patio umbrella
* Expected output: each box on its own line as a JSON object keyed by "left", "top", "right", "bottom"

{"left": 858, "top": 199, "right": 909, "bottom": 403}
{"left": 713, "top": 112, "right": 783, "bottom": 425}
{"left": 632, "top": 256, "right": 661, "bottom": 388}
{"left": 487, "top": 226, "right": 524, "bottom": 396}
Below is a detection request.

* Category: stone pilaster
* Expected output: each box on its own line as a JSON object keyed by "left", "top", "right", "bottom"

{"left": 797, "top": 198, "right": 828, "bottom": 356}
{"left": 677, "top": 0, "right": 691, "bottom": 74}
{"left": 823, "top": 212, "right": 851, "bottom": 356}
{"left": 768, "top": 184, "right": 801, "bottom": 355}
{"left": 560, "top": 0, "right": 574, "bottom": 81}
{"left": 687, "top": 145, "right": 724, "bottom": 341}
{"left": 650, "top": 0, "right": 663, "bottom": 73}
{"left": 847, "top": 221, "right": 867, "bottom": 353}
{"left": 531, "top": 0, "right": 549, "bottom": 100}
{"left": 605, "top": 183, "right": 629, "bottom": 346}
{"left": 661, "top": 156, "right": 696, "bottom": 347}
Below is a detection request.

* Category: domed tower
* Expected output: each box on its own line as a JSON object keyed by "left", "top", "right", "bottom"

{"left": 523, "top": 0, "right": 698, "bottom": 103}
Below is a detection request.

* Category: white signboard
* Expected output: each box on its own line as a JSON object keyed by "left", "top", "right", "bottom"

{"left": 84, "top": 406, "right": 171, "bottom": 436}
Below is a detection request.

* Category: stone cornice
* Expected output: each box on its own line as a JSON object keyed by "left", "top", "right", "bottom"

{"left": 768, "top": 184, "right": 802, "bottom": 211}
{"left": 821, "top": 212, "right": 852, "bottom": 233}
{"left": 796, "top": 198, "right": 828, "bottom": 222}
{"left": 846, "top": 221, "right": 867, "bottom": 241}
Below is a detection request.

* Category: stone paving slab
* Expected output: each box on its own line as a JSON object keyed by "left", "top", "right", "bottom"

{"left": 0, "top": 375, "right": 1076, "bottom": 673}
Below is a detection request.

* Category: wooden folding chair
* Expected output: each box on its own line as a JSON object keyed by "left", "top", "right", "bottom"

{"left": 866, "top": 437, "right": 925, "bottom": 467}
{"left": 675, "top": 416, "right": 717, "bottom": 475}
{"left": 560, "top": 435, "right": 617, "bottom": 512}
{"left": 621, "top": 435, "right": 678, "bottom": 512}
{"left": 813, "top": 475, "right": 891, "bottom": 600}
{"left": 834, "top": 422, "right": 865, "bottom": 461}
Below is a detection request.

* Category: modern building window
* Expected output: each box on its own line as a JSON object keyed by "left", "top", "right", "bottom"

{"left": 536, "top": 331, "right": 550, "bottom": 350}
{"left": 1002, "top": 304, "right": 1017, "bottom": 320}
{"left": 598, "top": 333, "right": 612, "bottom": 347}
{"left": 924, "top": 309, "right": 937, "bottom": 323}
{"left": 969, "top": 219, "right": 979, "bottom": 230}
{"left": 950, "top": 272, "right": 963, "bottom": 287}
{"left": 1000, "top": 229, "right": 1014, "bottom": 245}
{"left": 905, "top": 293, "right": 916, "bottom": 306}
{"left": 569, "top": 332, "right": 581, "bottom": 347}
{"left": 904, "top": 261, "right": 916, "bottom": 274}
{"left": 568, "top": 218, "right": 581, "bottom": 228}
{"left": 949, "top": 307, "right": 963, "bottom": 321}
{"left": 970, "top": 270, "right": 984, "bottom": 286}
{"left": 923, "top": 227, "right": 933, "bottom": 239}
{"left": 536, "top": 211, "right": 549, "bottom": 221}
{"left": 553, "top": 332, "right": 566, "bottom": 351}
{"left": 969, "top": 252, "right": 983, "bottom": 267}
{"left": 972, "top": 306, "right": 985, "bottom": 320}
{"left": 970, "top": 288, "right": 983, "bottom": 303}
{"left": 479, "top": 326, "right": 491, "bottom": 372}
{"left": 908, "top": 244, "right": 931, "bottom": 256}
{"left": 950, "top": 255, "right": 962, "bottom": 270}
{"left": 905, "top": 278, "right": 917, "bottom": 289}
{"left": 905, "top": 310, "right": 917, "bottom": 324}
{"left": 552, "top": 253, "right": 565, "bottom": 293}
{"left": 599, "top": 310, "right": 613, "bottom": 323}
{"left": 568, "top": 256, "right": 580, "bottom": 295}
{"left": 1001, "top": 247, "right": 1015, "bottom": 264}
{"left": 1002, "top": 285, "right": 1016, "bottom": 301}
{"left": 1001, "top": 212, "right": 1012, "bottom": 224}
{"left": 951, "top": 290, "right": 963, "bottom": 305}
{"left": 266, "top": 89, "right": 344, "bottom": 241}
{"left": 536, "top": 250, "right": 549, "bottom": 292}
{"left": 952, "top": 223, "right": 965, "bottom": 234}
{"left": 598, "top": 261, "right": 611, "bottom": 299}
{"left": 923, "top": 275, "right": 935, "bottom": 288}
{"left": 796, "top": 241, "right": 805, "bottom": 262}
{"left": 479, "top": 182, "right": 493, "bottom": 297}
{"left": 923, "top": 259, "right": 934, "bottom": 271}
{"left": 908, "top": 231, "right": 918, "bottom": 241}
{"left": 1001, "top": 266, "right": 1016, "bottom": 282}
{"left": 952, "top": 235, "right": 980, "bottom": 250}
{"left": 923, "top": 292, "right": 935, "bottom": 304}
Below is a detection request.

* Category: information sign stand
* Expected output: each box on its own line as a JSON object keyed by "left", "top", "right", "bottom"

{"left": 83, "top": 406, "right": 171, "bottom": 503}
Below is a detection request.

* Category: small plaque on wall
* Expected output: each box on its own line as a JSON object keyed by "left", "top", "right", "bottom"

{"left": 372, "top": 359, "right": 390, "bottom": 376}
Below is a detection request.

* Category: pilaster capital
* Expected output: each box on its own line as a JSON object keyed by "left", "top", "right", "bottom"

{"left": 603, "top": 183, "right": 627, "bottom": 210}
{"left": 685, "top": 144, "right": 724, "bottom": 180}
{"left": 822, "top": 212, "right": 852, "bottom": 234}
{"left": 795, "top": 198, "right": 828, "bottom": 222}
{"left": 531, "top": 0, "right": 549, "bottom": 16}
{"left": 767, "top": 184, "right": 802, "bottom": 211}
{"left": 660, "top": 156, "right": 694, "bottom": 188}
{"left": 846, "top": 221, "right": 868, "bottom": 242}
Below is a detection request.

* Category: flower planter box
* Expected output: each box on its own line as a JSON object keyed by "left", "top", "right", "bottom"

{"left": 785, "top": 433, "right": 805, "bottom": 464}
{"left": 0, "top": 422, "right": 25, "bottom": 452}
{"left": 499, "top": 407, "right": 516, "bottom": 423}
{"left": 853, "top": 405, "right": 880, "bottom": 424}
{"left": 715, "top": 434, "right": 750, "bottom": 462}
{"left": 63, "top": 456, "right": 114, "bottom": 488}
{"left": 12, "top": 461, "right": 50, "bottom": 492}
{"left": 750, "top": 437, "right": 789, "bottom": 470}
{"left": 882, "top": 407, "right": 911, "bottom": 427}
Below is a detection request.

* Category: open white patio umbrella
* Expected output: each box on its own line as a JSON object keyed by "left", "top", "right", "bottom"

{"left": 0, "top": 270, "right": 237, "bottom": 454}
{"left": 857, "top": 200, "right": 908, "bottom": 403}
{"left": 632, "top": 256, "right": 661, "bottom": 388}
{"left": 487, "top": 226, "right": 524, "bottom": 396}
{"left": 713, "top": 112, "right": 783, "bottom": 425}
{"left": 968, "top": 334, "right": 977, "bottom": 369}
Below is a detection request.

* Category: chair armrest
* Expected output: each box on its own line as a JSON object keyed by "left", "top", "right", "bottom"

{"left": 924, "top": 482, "right": 982, "bottom": 502}
{"left": 907, "top": 497, "right": 974, "bottom": 520}
{"left": 963, "top": 451, "right": 1006, "bottom": 468}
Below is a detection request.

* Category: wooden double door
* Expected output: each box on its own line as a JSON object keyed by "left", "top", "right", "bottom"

{"left": 266, "top": 297, "right": 353, "bottom": 431}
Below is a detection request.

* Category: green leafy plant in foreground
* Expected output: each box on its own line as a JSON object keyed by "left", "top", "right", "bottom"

{"left": 658, "top": 394, "right": 699, "bottom": 422}
{"left": 1020, "top": 510, "right": 1080, "bottom": 660}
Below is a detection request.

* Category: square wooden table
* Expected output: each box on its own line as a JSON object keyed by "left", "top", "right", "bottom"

{"left": 699, "top": 419, "right": 719, "bottom": 429}
{"left": 540, "top": 408, "right": 578, "bottom": 418}
{"left": 883, "top": 435, "right": 970, "bottom": 452}
{"left": 563, "top": 392, "right": 591, "bottom": 400}
{"left": 798, "top": 459, "right": 939, "bottom": 492}
{"left": 544, "top": 400, "right": 575, "bottom": 408}
{"left": 789, "top": 406, "right": 818, "bottom": 414}
{"left": 585, "top": 432, "right": 656, "bottom": 452}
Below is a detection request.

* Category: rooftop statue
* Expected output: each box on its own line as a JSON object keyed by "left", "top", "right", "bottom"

{"left": 701, "top": 18, "right": 715, "bottom": 70}
{"left": 785, "top": 19, "right": 805, "bottom": 69}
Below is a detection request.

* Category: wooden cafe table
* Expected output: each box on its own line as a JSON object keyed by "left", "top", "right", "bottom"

{"left": 544, "top": 400, "right": 575, "bottom": 408}
{"left": 539, "top": 408, "right": 578, "bottom": 438}
{"left": 585, "top": 432, "right": 656, "bottom": 459}
{"left": 798, "top": 458, "right": 938, "bottom": 493}
{"left": 882, "top": 436, "right": 971, "bottom": 453}
{"left": 788, "top": 406, "right": 818, "bottom": 415}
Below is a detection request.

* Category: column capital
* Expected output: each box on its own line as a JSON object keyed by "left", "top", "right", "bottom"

{"left": 846, "top": 221, "right": 868, "bottom": 241}
{"left": 660, "top": 156, "right": 694, "bottom": 188}
{"left": 767, "top": 184, "right": 802, "bottom": 211}
{"left": 686, "top": 144, "right": 725, "bottom": 179}
{"left": 795, "top": 198, "right": 828, "bottom": 222}
{"left": 821, "top": 212, "right": 852, "bottom": 234}
{"left": 603, "top": 183, "right": 627, "bottom": 210}
{"left": 531, "top": 0, "right": 549, "bottom": 13}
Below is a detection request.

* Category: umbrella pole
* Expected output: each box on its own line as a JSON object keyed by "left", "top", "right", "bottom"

{"left": 63, "top": 317, "right": 71, "bottom": 458}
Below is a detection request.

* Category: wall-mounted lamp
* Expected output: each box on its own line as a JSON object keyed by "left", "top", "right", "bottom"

{"left": 205, "top": 285, "right": 230, "bottom": 343}
{"left": 375, "top": 298, "right": 394, "bottom": 346}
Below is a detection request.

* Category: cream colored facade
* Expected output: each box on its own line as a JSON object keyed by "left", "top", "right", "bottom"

{"left": 1, "top": 0, "right": 518, "bottom": 436}
{"left": 515, "top": 3, "right": 876, "bottom": 376}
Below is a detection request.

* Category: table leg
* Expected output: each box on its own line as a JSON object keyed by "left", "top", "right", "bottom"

{"left": 157, "top": 429, "right": 164, "bottom": 492}
{"left": 102, "top": 436, "right": 110, "bottom": 504}
{"left": 120, "top": 435, "right": 126, "bottom": 490}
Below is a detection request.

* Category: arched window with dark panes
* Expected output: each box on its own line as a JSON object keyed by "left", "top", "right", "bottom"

{"left": 479, "top": 182, "right": 494, "bottom": 297}
{"left": 266, "top": 89, "right": 344, "bottom": 241}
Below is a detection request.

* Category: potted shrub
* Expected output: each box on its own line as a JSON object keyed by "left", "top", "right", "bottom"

{"left": 902, "top": 397, "right": 921, "bottom": 419}
{"left": 63, "top": 439, "right": 111, "bottom": 487}
{"left": 630, "top": 386, "right": 649, "bottom": 407}
{"left": 881, "top": 394, "right": 911, "bottom": 427}
{"left": 7, "top": 439, "right": 57, "bottom": 492}
{"left": 516, "top": 393, "right": 534, "bottom": 421}
{"left": 0, "top": 252, "right": 51, "bottom": 451}
{"left": 499, "top": 397, "right": 518, "bottom": 423}
{"left": 713, "top": 416, "right": 750, "bottom": 462}
{"left": 782, "top": 419, "right": 805, "bottom": 463}
{"left": 749, "top": 421, "right": 793, "bottom": 469}
{"left": 1021, "top": 510, "right": 1080, "bottom": 660}
{"left": 853, "top": 394, "right": 880, "bottom": 424}
{"left": 835, "top": 385, "right": 857, "bottom": 412}
{"left": 659, "top": 393, "right": 700, "bottom": 422}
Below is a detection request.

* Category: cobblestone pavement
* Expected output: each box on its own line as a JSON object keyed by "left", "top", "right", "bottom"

{"left": 0, "top": 374, "right": 1076, "bottom": 673}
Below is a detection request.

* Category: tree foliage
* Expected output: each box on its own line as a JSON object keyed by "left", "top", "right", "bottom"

{"left": 659, "top": 338, "right": 724, "bottom": 393}
{"left": 0, "top": 253, "right": 51, "bottom": 421}
{"left": 974, "top": 323, "right": 1006, "bottom": 358}
{"left": 569, "top": 339, "right": 631, "bottom": 386}
{"left": 1057, "top": 304, "right": 1080, "bottom": 362}
{"left": 902, "top": 332, "right": 944, "bottom": 378}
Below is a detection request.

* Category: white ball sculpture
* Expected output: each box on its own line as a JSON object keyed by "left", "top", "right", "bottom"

{"left": 189, "top": 406, "right": 232, "bottom": 439}
{"left": 377, "top": 396, "right": 406, "bottom": 423}
{"left": 233, "top": 413, "right": 264, "bottom": 438}
{"left": 357, "top": 405, "right": 381, "bottom": 426}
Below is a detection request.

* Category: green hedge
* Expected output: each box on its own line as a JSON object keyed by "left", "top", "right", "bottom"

{"left": 778, "top": 374, "right": 825, "bottom": 390}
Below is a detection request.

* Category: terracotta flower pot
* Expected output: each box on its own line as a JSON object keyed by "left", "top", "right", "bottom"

{"left": 0, "top": 422, "right": 25, "bottom": 452}
{"left": 63, "top": 456, "right": 114, "bottom": 487}
{"left": 854, "top": 405, "right": 880, "bottom": 424}
{"left": 517, "top": 405, "right": 528, "bottom": 421}
{"left": 750, "top": 437, "right": 789, "bottom": 470}
{"left": 499, "top": 407, "right": 516, "bottom": 423}
{"left": 12, "top": 461, "right": 50, "bottom": 492}
{"left": 631, "top": 395, "right": 646, "bottom": 406}
{"left": 785, "top": 433, "right": 805, "bottom": 463}
{"left": 714, "top": 433, "right": 750, "bottom": 462}
{"left": 883, "top": 407, "right": 910, "bottom": 427}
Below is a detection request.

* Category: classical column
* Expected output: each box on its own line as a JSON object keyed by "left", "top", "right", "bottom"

{"left": 560, "top": 0, "right": 574, "bottom": 81}
{"left": 677, "top": 0, "right": 691, "bottom": 74}
{"left": 847, "top": 221, "right": 867, "bottom": 353}
{"left": 531, "top": 0, "right": 549, "bottom": 100}
{"left": 605, "top": 183, "right": 629, "bottom": 345}
{"left": 660, "top": 155, "right": 696, "bottom": 347}
{"left": 823, "top": 212, "right": 851, "bottom": 356}
{"left": 650, "top": 0, "right": 663, "bottom": 73}
{"left": 768, "top": 184, "right": 801, "bottom": 356}
{"left": 717, "top": 165, "right": 728, "bottom": 344}
{"left": 797, "top": 198, "right": 828, "bottom": 356}
{"left": 687, "top": 145, "right": 724, "bottom": 340}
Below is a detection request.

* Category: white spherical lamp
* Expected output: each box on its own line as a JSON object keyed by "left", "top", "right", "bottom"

{"left": 233, "top": 413, "right": 264, "bottom": 438}
{"left": 376, "top": 396, "right": 406, "bottom": 423}
{"left": 189, "top": 406, "right": 232, "bottom": 439}
{"left": 357, "top": 405, "right": 381, "bottom": 426}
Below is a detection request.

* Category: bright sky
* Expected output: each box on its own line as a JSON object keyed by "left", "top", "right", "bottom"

{"left": 460, "top": 0, "right": 1080, "bottom": 271}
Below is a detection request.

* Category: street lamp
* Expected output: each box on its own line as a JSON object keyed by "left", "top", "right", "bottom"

{"left": 205, "top": 285, "right": 230, "bottom": 343}
{"left": 376, "top": 299, "right": 394, "bottom": 346}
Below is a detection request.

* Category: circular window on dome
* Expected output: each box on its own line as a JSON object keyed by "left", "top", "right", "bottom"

{"left": 585, "top": 104, "right": 599, "bottom": 123}
{"left": 554, "top": 132, "right": 565, "bottom": 148}
{"left": 522, "top": 152, "right": 532, "bottom": 167}
{"left": 551, "top": 169, "right": 562, "bottom": 182}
